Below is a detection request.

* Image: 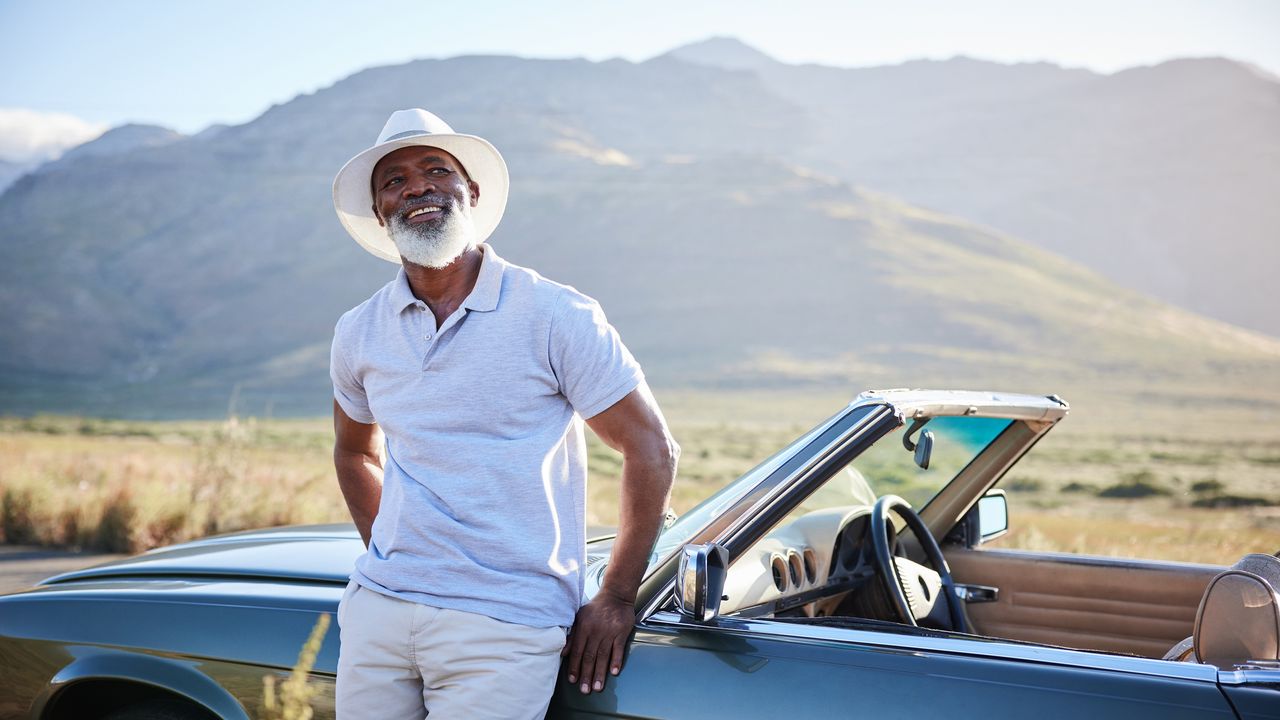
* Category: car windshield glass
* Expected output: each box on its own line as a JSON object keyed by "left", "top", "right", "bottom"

{"left": 825, "top": 415, "right": 1013, "bottom": 511}
{"left": 646, "top": 404, "right": 857, "bottom": 573}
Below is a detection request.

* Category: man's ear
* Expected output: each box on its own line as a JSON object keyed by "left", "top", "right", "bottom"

{"left": 372, "top": 203, "right": 384, "bottom": 227}
{"left": 469, "top": 181, "right": 480, "bottom": 208}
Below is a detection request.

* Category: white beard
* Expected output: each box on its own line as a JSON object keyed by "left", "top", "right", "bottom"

{"left": 386, "top": 202, "right": 477, "bottom": 269}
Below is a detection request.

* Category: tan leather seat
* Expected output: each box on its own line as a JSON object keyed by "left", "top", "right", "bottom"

{"left": 1164, "top": 553, "right": 1280, "bottom": 665}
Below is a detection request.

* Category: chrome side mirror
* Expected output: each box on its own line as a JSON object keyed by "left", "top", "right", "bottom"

{"left": 675, "top": 543, "right": 729, "bottom": 622}
{"left": 977, "top": 490, "right": 1009, "bottom": 543}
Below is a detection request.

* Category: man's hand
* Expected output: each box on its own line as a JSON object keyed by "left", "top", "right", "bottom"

{"left": 566, "top": 383, "right": 679, "bottom": 695}
{"left": 563, "top": 591, "right": 635, "bottom": 694}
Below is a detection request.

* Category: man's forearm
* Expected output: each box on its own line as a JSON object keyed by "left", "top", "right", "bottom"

{"left": 599, "top": 443, "right": 679, "bottom": 603}
{"left": 334, "top": 450, "right": 384, "bottom": 547}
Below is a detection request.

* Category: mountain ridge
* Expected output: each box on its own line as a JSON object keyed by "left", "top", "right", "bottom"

{"left": 2, "top": 48, "right": 1277, "bottom": 417}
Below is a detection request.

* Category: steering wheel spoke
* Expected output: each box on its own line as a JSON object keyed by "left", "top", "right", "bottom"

{"left": 870, "top": 495, "right": 970, "bottom": 633}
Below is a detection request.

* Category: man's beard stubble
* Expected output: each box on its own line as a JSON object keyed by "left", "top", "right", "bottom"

{"left": 386, "top": 201, "right": 477, "bottom": 269}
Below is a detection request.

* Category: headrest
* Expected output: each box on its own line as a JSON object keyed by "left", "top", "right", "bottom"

{"left": 1233, "top": 553, "right": 1280, "bottom": 588}
{"left": 1194, "top": 569, "right": 1280, "bottom": 665}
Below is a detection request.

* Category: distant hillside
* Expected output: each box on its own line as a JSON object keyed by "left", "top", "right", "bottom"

{"left": 2, "top": 51, "right": 1278, "bottom": 417}
{"left": 0, "top": 158, "right": 31, "bottom": 195}
{"left": 56, "top": 123, "right": 183, "bottom": 164}
{"left": 663, "top": 38, "right": 1280, "bottom": 337}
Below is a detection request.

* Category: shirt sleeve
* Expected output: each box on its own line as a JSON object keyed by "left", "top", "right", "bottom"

{"left": 549, "top": 293, "right": 644, "bottom": 420}
{"left": 331, "top": 317, "right": 375, "bottom": 424}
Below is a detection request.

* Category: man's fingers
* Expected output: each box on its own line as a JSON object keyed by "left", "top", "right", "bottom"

{"left": 565, "top": 630, "right": 586, "bottom": 684}
{"left": 609, "top": 634, "right": 626, "bottom": 676}
{"left": 591, "top": 637, "right": 612, "bottom": 693}
{"left": 578, "top": 644, "right": 599, "bottom": 694}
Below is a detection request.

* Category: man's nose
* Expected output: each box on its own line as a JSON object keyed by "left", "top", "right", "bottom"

{"left": 402, "top": 172, "right": 434, "bottom": 198}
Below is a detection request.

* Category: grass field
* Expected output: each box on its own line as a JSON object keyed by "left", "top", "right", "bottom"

{"left": 1, "top": 388, "right": 1277, "bottom": 565}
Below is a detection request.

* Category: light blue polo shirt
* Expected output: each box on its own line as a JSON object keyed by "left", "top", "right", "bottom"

{"left": 330, "top": 244, "right": 643, "bottom": 628}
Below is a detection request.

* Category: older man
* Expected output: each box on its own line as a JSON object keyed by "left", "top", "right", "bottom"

{"left": 329, "top": 108, "right": 678, "bottom": 719}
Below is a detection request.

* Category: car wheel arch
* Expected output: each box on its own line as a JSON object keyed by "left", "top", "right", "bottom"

{"left": 34, "top": 651, "right": 248, "bottom": 720}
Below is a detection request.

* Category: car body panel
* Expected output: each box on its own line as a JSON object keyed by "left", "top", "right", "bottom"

{"left": 551, "top": 612, "right": 1235, "bottom": 719}
{"left": 42, "top": 525, "right": 362, "bottom": 587}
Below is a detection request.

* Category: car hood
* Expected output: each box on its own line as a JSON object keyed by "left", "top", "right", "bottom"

{"left": 42, "top": 524, "right": 366, "bottom": 586}
{"left": 42, "top": 524, "right": 618, "bottom": 587}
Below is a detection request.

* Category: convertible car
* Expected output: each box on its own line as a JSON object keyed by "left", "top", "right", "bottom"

{"left": 1, "top": 390, "right": 1277, "bottom": 719}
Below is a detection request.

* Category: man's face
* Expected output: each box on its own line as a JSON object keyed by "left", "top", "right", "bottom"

{"left": 371, "top": 145, "right": 481, "bottom": 268}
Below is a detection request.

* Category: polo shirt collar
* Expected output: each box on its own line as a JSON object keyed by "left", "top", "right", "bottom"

{"left": 389, "top": 243, "right": 504, "bottom": 314}
{"left": 462, "top": 243, "right": 503, "bottom": 313}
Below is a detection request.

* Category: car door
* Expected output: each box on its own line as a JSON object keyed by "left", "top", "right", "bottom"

{"left": 944, "top": 546, "right": 1218, "bottom": 657}
{"left": 549, "top": 610, "right": 1237, "bottom": 719}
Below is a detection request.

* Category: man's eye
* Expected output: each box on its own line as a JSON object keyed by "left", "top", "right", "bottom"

{"left": 383, "top": 177, "right": 403, "bottom": 188}
{"left": 430, "top": 168, "right": 450, "bottom": 175}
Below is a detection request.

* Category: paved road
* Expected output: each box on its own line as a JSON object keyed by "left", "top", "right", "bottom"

{"left": 0, "top": 546, "right": 125, "bottom": 594}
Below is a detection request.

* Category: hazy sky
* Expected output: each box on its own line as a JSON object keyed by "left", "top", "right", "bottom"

{"left": 2, "top": 0, "right": 1278, "bottom": 134}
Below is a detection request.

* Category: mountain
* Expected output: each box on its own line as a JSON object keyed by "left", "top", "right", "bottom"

{"left": 660, "top": 40, "right": 1280, "bottom": 337}
{"left": 2, "top": 52, "right": 1278, "bottom": 417}
{"left": 665, "top": 36, "right": 780, "bottom": 72}
{"left": 0, "top": 158, "right": 32, "bottom": 195}
{"left": 56, "top": 123, "right": 183, "bottom": 164}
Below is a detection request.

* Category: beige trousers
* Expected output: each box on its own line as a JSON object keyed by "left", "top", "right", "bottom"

{"left": 336, "top": 581, "right": 567, "bottom": 719}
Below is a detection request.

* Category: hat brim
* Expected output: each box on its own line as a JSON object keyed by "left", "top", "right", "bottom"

{"left": 333, "top": 133, "right": 509, "bottom": 263}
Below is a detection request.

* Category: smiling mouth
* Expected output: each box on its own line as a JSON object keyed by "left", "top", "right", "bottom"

{"left": 406, "top": 206, "right": 442, "bottom": 219}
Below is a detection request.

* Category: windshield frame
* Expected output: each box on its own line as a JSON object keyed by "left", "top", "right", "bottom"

{"left": 629, "top": 390, "right": 1069, "bottom": 619}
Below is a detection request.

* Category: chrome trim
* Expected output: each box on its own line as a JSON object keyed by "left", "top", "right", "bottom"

{"left": 644, "top": 611, "right": 1220, "bottom": 683}
{"left": 1218, "top": 667, "right": 1280, "bottom": 686}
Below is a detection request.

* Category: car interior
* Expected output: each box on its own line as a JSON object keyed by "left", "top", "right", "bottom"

{"left": 715, "top": 414, "right": 1280, "bottom": 670}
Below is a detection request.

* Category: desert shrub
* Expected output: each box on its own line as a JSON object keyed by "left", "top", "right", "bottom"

{"left": 1004, "top": 476, "right": 1043, "bottom": 492}
{"left": 1060, "top": 481, "right": 1099, "bottom": 494}
{"left": 1099, "top": 471, "right": 1170, "bottom": 499}
{"left": 58, "top": 509, "right": 84, "bottom": 549}
{"left": 1, "top": 489, "right": 37, "bottom": 544}
{"left": 1190, "top": 479, "right": 1225, "bottom": 494}
{"left": 141, "top": 510, "right": 190, "bottom": 549}
{"left": 93, "top": 491, "right": 137, "bottom": 553}
{"left": 1191, "top": 494, "right": 1276, "bottom": 509}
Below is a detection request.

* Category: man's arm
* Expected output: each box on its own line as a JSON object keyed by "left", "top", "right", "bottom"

{"left": 333, "top": 399, "right": 385, "bottom": 548}
{"left": 564, "top": 382, "right": 679, "bottom": 695}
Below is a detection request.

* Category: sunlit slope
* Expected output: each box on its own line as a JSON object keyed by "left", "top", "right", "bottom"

{"left": 502, "top": 157, "right": 1280, "bottom": 388}
{"left": 667, "top": 39, "right": 1280, "bottom": 337}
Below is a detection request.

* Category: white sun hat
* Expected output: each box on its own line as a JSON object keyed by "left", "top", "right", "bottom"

{"left": 332, "top": 109, "right": 509, "bottom": 263}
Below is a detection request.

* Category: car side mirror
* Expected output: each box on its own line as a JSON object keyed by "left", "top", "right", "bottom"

{"left": 948, "top": 489, "right": 1009, "bottom": 548}
{"left": 675, "top": 543, "right": 729, "bottom": 622}
{"left": 976, "top": 490, "right": 1009, "bottom": 543}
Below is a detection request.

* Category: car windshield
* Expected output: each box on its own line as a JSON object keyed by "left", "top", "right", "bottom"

{"left": 646, "top": 411, "right": 1015, "bottom": 574}
{"left": 645, "top": 404, "right": 858, "bottom": 573}
{"left": 836, "top": 415, "right": 1014, "bottom": 510}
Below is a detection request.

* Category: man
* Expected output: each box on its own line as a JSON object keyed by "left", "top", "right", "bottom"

{"left": 329, "top": 108, "right": 679, "bottom": 719}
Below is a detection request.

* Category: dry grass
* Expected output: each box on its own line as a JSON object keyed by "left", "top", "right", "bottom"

{"left": 261, "top": 614, "right": 331, "bottom": 720}
{"left": 1, "top": 389, "right": 1276, "bottom": 567}
{"left": 0, "top": 416, "right": 341, "bottom": 552}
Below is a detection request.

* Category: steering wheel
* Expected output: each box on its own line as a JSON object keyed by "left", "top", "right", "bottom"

{"left": 869, "top": 495, "right": 969, "bottom": 633}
